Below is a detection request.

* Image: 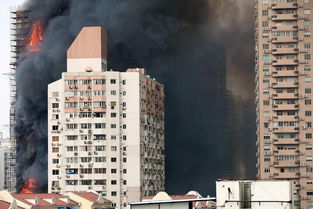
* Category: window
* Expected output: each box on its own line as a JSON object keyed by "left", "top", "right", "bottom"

{"left": 93, "top": 101, "right": 106, "bottom": 108}
{"left": 93, "top": 79, "right": 105, "bottom": 85}
{"left": 111, "top": 124, "right": 117, "bottom": 129}
{"left": 94, "top": 157, "right": 106, "bottom": 162}
{"left": 111, "top": 135, "right": 117, "bottom": 140}
{"left": 262, "top": 10, "right": 268, "bottom": 16}
{"left": 304, "top": 0, "right": 311, "bottom": 3}
{"left": 52, "top": 136, "right": 59, "bottom": 142}
{"left": 122, "top": 124, "right": 127, "bottom": 129}
{"left": 52, "top": 103, "right": 59, "bottom": 108}
{"left": 263, "top": 44, "right": 269, "bottom": 49}
{"left": 264, "top": 135, "right": 270, "bottom": 140}
{"left": 52, "top": 125, "right": 59, "bottom": 131}
{"left": 52, "top": 147, "right": 59, "bottom": 153}
{"left": 94, "top": 135, "right": 106, "bottom": 140}
{"left": 110, "top": 79, "right": 116, "bottom": 84}
{"left": 263, "top": 66, "right": 269, "bottom": 72}
{"left": 307, "top": 167, "right": 313, "bottom": 173}
{"left": 111, "top": 169, "right": 117, "bottom": 174}
{"left": 305, "top": 43, "right": 311, "bottom": 49}
{"left": 67, "top": 135, "right": 78, "bottom": 141}
{"left": 304, "top": 21, "right": 311, "bottom": 26}
{"left": 307, "top": 122, "right": 312, "bottom": 128}
{"left": 123, "top": 158, "right": 127, "bottom": 163}
{"left": 80, "top": 168, "right": 92, "bottom": 174}
{"left": 80, "top": 135, "right": 91, "bottom": 140}
{"left": 110, "top": 90, "right": 116, "bottom": 95}
{"left": 123, "top": 180, "right": 127, "bottom": 185}
{"left": 305, "top": 54, "right": 311, "bottom": 60}
{"left": 95, "top": 146, "right": 106, "bottom": 151}
{"left": 123, "top": 135, "right": 127, "bottom": 140}
{"left": 111, "top": 191, "right": 117, "bottom": 196}
{"left": 52, "top": 170, "right": 59, "bottom": 175}
{"left": 66, "top": 146, "right": 78, "bottom": 152}
{"left": 304, "top": 32, "right": 311, "bottom": 37}
{"left": 305, "top": 88, "right": 311, "bottom": 93}
{"left": 306, "top": 156, "right": 313, "bottom": 161}
{"left": 66, "top": 123, "right": 78, "bottom": 130}
{"left": 80, "top": 180, "right": 92, "bottom": 185}
{"left": 111, "top": 157, "right": 117, "bottom": 162}
{"left": 123, "top": 169, "right": 127, "bottom": 174}
{"left": 80, "top": 157, "right": 92, "bottom": 163}
{"left": 123, "top": 91, "right": 126, "bottom": 96}
{"left": 66, "top": 180, "right": 78, "bottom": 185}
{"left": 307, "top": 191, "right": 313, "bottom": 196}
{"left": 306, "top": 133, "right": 312, "bottom": 139}
{"left": 305, "top": 77, "right": 312, "bottom": 82}
{"left": 111, "top": 113, "right": 117, "bottom": 118}
{"left": 52, "top": 114, "right": 59, "bottom": 120}
{"left": 305, "top": 66, "right": 312, "bottom": 71}
{"left": 306, "top": 145, "right": 313, "bottom": 150}
{"left": 263, "top": 111, "right": 270, "bottom": 117}
{"left": 122, "top": 80, "right": 126, "bottom": 85}
{"left": 264, "top": 168, "right": 270, "bottom": 173}
{"left": 80, "top": 123, "right": 91, "bottom": 129}
{"left": 94, "top": 180, "right": 106, "bottom": 185}
{"left": 123, "top": 113, "right": 127, "bottom": 118}
{"left": 111, "top": 146, "right": 117, "bottom": 151}
{"left": 263, "top": 79, "right": 269, "bottom": 83}
{"left": 306, "top": 111, "right": 312, "bottom": 116}
{"left": 264, "top": 123, "right": 269, "bottom": 128}
{"left": 304, "top": 9, "right": 311, "bottom": 15}
{"left": 305, "top": 100, "right": 311, "bottom": 105}
{"left": 262, "top": 0, "right": 268, "bottom": 4}
{"left": 262, "top": 21, "right": 269, "bottom": 27}
{"left": 264, "top": 157, "right": 270, "bottom": 162}
{"left": 94, "top": 112, "right": 105, "bottom": 118}
{"left": 263, "top": 55, "right": 270, "bottom": 61}
{"left": 111, "top": 180, "right": 117, "bottom": 185}
{"left": 52, "top": 159, "right": 59, "bottom": 164}
{"left": 94, "top": 168, "right": 106, "bottom": 174}
{"left": 95, "top": 123, "right": 106, "bottom": 129}
{"left": 264, "top": 145, "right": 270, "bottom": 150}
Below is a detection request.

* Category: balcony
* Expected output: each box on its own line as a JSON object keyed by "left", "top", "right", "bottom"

{"left": 273, "top": 126, "right": 299, "bottom": 133}
{"left": 273, "top": 172, "right": 300, "bottom": 179}
{"left": 272, "top": 37, "right": 298, "bottom": 43}
{"left": 272, "top": 81, "right": 298, "bottom": 88}
{"left": 273, "top": 138, "right": 300, "bottom": 145}
{"left": 272, "top": 104, "right": 298, "bottom": 111}
{"left": 272, "top": 25, "right": 298, "bottom": 31}
{"left": 271, "top": 2, "right": 298, "bottom": 10}
{"left": 273, "top": 160, "right": 300, "bottom": 168}
{"left": 272, "top": 59, "right": 298, "bottom": 66}
{"left": 276, "top": 115, "right": 299, "bottom": 121}
{"left": 273, "top": 149, "right": 299, "bottom": 156}
{"left": 272, "top": 48, "right": 298, "bottom": 55}
{"left": 271, "top": 14, "right": 298, "bottom": 21}
{"left": 272, "top": 93, "right": 298, "bottom": 99}
{"left": 272, "top": 70, "right": 298, "bottom": 77}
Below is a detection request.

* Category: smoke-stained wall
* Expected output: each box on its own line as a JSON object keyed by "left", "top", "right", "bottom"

{"left": 15, "top": 0, "right": 256, "bottom": 194}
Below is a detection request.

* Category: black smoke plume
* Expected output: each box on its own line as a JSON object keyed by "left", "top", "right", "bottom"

{"left": 15, "top": 0, "right": 256, "bottom": 195}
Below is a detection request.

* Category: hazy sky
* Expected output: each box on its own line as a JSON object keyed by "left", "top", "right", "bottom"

{"left": 0, "top": 0, "right": 25, "bottom": 137}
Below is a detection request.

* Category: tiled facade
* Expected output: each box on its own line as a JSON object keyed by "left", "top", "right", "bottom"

{"left": 256, "top": 0, "right": 313, "bottom": 208}
{"left": 47, "top": 27, "right": 165, "bottom": 209}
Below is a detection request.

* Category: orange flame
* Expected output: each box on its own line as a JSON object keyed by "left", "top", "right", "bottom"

{"left": 20, "top": 178, "right": 39, "bottom": 194}
{"left": 27, "top": 20, "right": 44, "bottom": 52}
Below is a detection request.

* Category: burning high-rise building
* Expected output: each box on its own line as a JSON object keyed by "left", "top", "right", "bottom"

{"left": 47, "top": 26, "right": 165, "bottom": 209}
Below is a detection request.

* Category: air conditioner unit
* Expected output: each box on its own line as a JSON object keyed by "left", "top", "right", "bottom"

{"left": 88, "top": 164, "right": 93, "bottom": 167}
{"left": 80, "top": 97, "right": 83, "bottom": 100}
{"left": 66, "top": 164, "right": 71, "bottom": 168}
{"left": 88, "top": 152, "right": 92, "bottom": 155}
{"left": 56, "top": 165, "right": 60, "bottom": 168}
{"left": 66, "top": 118, "right": 70, "bottom": 122}
{"left": 69, "top": 86, "right": 73, "bottom": 89}
{"left": 80, "top": 174, "right": 84, "bottom": 178}
{"left": 88, "top": 97, "right": 92, "bottom": 100}
{"left": 57, "top": 176, "right": 61, "bottom": 179}
{"left": 80, "top": 164, "right": 84, "bottom": 167}
{"left": 65, "top": 97, "right": 69, "bottom": 100}
{"left": 57, "top": 154, "right": 61, "bottom": 157}
{"left": 66, "top": 175, "right": 70, "bottom": 178}
{"left": 56, "top": 98, "right": 60, "bottom": 101}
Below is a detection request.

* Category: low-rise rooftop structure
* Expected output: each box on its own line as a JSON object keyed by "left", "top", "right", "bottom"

{"left": 66, "top": 191, "right": 114, "bottom": 209}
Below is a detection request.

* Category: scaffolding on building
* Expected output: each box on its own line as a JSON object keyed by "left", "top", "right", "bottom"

{"left": 7, "top": 7, "right": 30, "bottom": 193}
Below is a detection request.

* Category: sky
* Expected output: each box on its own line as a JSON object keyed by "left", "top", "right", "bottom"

{"left": 0, "top": 0, "right": 25, "bottom": 137}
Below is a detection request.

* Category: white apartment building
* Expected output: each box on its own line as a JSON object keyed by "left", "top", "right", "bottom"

{"left": 0, "top": 133, "right": 13, "bottom": 191}
{"left": 216, "top": 180, "right": 294, "bottom": 209}
{"left": 47, "top": 27, "right": 165, "bottom": 209}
